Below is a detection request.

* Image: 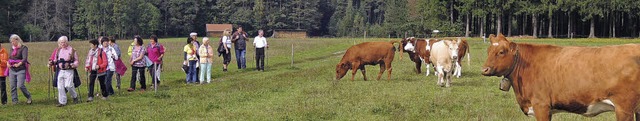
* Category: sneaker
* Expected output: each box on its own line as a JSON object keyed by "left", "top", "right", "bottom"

{"left": 73, "top": 98, "right": 79, "bottom": 104}
{"left": 56, "top": 104, "right": 65, "bottom": 107}
{"left": 26, "top": 98, "right": 32, "bottom": 104}
{"left": 140, "top": 89, "right": 145, "bottom": 92}
{"left": 12, "top": 102, "right": 17, "bottom": 105}
{"left": 127, "top": 88, "right": 135, "bottom": 92}
{"left": 87, "top": 97, "right": 93, "bottom": 102}
{"left": 101, "top": 96, "right": 108, "bottom": 100}
{"left": 117, "top": 86, "right": 121, "bottom": 90}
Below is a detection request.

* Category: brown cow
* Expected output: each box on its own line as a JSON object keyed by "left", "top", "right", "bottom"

{"left": 336, "top": 41, "right": 399, "bottom": 81}
{"left": 481, "top": 34, "right": 640, "bottom": 120}
{"left": 399, "top": 37, "right": 438, "bottom": 76}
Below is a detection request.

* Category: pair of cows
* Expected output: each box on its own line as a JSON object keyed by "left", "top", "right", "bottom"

{"left": 335, "top": 37, "right": 469, "bottom": 87}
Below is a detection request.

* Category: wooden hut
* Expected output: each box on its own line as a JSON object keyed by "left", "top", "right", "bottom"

{"left": 206, "top": 24, "right": 233, "bottom": 37}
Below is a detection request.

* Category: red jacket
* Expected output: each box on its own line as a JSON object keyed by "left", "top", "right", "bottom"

{"left": 0, "top": 48, "right": 7, "bottom": 77}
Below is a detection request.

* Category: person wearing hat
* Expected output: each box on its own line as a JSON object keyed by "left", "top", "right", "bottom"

{"left": 232, "top": 26, "right": 248, "bottom": 69}
{"left": 189, "top": 32, "right": 201, "bottom": 83}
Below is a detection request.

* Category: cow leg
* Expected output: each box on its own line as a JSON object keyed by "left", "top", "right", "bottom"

{"left": 377, "top": 63, "right": 385, "bottom": 80}
{"left": 532, "top": 104, "right": 552, "bottom": 121}
{"left": 612, "top": 96, "right": 637, "bottom": 121}
{"left": 435, "top": 65, "right": 444, "bottom": 87}
{"left": 455, "top": 61, "right": 462, "bottom": 78}
{"left": 445, "top": 72, "right": 451, "bottom": 88}
{"left": 360, "top": 66, "right": 368, "bottom": 81}
{"left": 386, "top": 62, "right": 393, "bottom": 80}
{"left": 350, "top": 63, "right": 360, "bottom": 81}
{"left": 426, "top": 64, "right": 431, "bottom": 76}
{"left": 414, "top": 61, "right": 422, "bottom": 74}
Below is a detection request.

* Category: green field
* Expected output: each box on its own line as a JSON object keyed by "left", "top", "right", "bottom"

{"left": 0, "top": 37, "right": 637, "bottom": 120}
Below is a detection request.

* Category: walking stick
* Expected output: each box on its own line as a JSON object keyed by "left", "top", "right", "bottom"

{"left": 265, "top": 48, "right": 268, "bottom": 71}
{"left": 85, "top": 71, "right": 90, "bottom": 101}
{"left": 48, "top": 66, "right": 52, "bottom": 100}
{"left": 154, "top": 63, "right": 159, "bottom": 93}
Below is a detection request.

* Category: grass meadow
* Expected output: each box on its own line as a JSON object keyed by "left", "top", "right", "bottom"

{"left": 0, "top": 37, "right": 637, "bottom": 120}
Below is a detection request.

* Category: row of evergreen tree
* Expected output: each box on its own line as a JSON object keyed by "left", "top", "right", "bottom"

{"left": 1, "top": 0, "right": 640, "bottom": 41}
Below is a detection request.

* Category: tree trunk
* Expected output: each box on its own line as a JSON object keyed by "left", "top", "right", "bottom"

{"left": 612, "top": 14, "right": 616, "bottom": 38}
{"left": 465, "top": 14, "right": 470, "bottom": 37}
{"left": 450, "top": 0, "right": 454, "bottom": 24}
{"left": 589, "top": 18, "right": 596, "bottom": 38}
{"left": 508, "top": 15, "right": 512, "bottom": 36}
{"left": 522, "top": 15, "right": 526, "bottom": 36}
{"left": 497, "top": 14, "right": 502, "bottom": 35}
{"left": 480, "top": 16, "right": 485, "bottom": 37}
{"left": 548, "top": 15, "right": 553, "bottom": 38}
{"left": 567, "top": 13, "right": 571, "bottom": 38}
{"left": 532, "top": 15, "right": 537, "bottom": 38}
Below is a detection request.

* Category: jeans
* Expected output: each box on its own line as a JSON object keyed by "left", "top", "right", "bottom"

{"left": 255, "top": 48, "right": 265, "bottom": 70}
{"left": 9, "top": 69, "right": 30, "bottom": 103}
{"left": 149, "top": 64, "right": 161, "bottom": 85}
{"left": 57, "top": 70, "right": 77, "bottom": 104}
{"left": 0, "top": 77, "right": 6, "bottom": 104}
{"left": 130, "top": 67, "right": 146, "bottom": 90}
{"left": 235, "top": 49, "right": 246, "bottom": 69}
{"left": 89, "top": 71, "right": 108, "bottom": 98}
{"left": 199, "top": 63, "right": 212, "bottom": 83}
{"left": 105, "top": 71, "right": 115, "bottom": 95}
{"left": 187, "top": 60, "right": 198, "bottom": 83}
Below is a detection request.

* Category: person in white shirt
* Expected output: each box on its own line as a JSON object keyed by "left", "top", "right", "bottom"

{"left": 101, "top": 38, "right": 117, "bottom": 95}
{"left": 253, "top": 30, "right": 268, "bottom": 71}
{"left": 221, "top": 29, "right": 232, "bottom": 72}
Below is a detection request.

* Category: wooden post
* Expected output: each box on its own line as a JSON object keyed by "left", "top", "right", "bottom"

{"left": 291, "top": 43, "right": 294, "bottom": 67}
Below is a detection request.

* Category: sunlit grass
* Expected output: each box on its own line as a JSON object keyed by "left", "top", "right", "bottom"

{"left": 0, "top": 37, "right": 636, "bottom": 120}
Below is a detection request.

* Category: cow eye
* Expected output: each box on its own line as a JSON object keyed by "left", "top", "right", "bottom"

{"left": 498, "top": 50, "right": 505, "bottom": 55}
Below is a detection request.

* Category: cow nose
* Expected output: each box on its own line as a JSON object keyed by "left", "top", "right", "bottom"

{"left": 481, "top": 67, "right": 491, "bottom": 75}
{"left": 452, "top": 56, "right": 458, "bottom": 60}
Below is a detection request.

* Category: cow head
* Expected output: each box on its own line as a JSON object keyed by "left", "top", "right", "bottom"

{"left": 481, "top": 34, "right": 518, "bottom": 77}
{"left": 401, "top": 37, "right": 416, "bottom": 53}
{"left": 444, "top": 39, "right": 461, "bottom": 61}
{"left": 335, "top": 62, "right": 352, "bottom": 80}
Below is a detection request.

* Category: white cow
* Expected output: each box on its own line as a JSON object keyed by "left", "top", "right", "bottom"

{"left": 429, "top": 39, "right": 459, "bottom": 87}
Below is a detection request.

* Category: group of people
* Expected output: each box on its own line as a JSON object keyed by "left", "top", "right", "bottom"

{"left": 0, "top": 26, "right": 266, "bottom": 107}
{"left": 183, "top": 26, "right": 268, "bottom": 84}
{"left": 45, "top": 35, "right": 164, "bottom": 107}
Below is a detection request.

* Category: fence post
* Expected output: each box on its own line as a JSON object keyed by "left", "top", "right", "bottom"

{"left": 291, "top": 43, "right": 294, "bottom": 67}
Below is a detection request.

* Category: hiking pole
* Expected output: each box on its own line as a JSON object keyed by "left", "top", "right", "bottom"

{"left": 154, "top": 63, "right": 158, "bottom": 93}
{"left": 47, "top": 66, "right": 52, "bottom": 100}
{"left": 265, "top": 48, "right": 268, "bottom": 71}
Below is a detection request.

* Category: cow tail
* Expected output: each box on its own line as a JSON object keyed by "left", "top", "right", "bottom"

{"left": 390, "top": 40, "right": 403, "bottom": 60}
{"left": 466, "top": 44, "right": 471, "bottom": 68}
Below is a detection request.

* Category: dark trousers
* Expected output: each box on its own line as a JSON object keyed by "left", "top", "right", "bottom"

{"left": 130, "top": 67, "right": 146, "bottom": 90}
{"left": 105, "top": 71, "right": 115, "bottom": 95}
{"left": 88, "top": 71, "right": 108, "bottom": 98}
{"left": 255, "top": 48, "right": 265, "bottom": 70}
{"left": 149, "top": 64, "right": 161, "bottom": 85}
{"left": 0, "top": 77, "right": 6, "bottom": 104}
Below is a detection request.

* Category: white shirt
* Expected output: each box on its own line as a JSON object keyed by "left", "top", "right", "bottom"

{"left": 222, "top": 36, "right": 232, "bottom": 48}
{"left": 253, "top": 36, "right": 267, "bottom": 48}
{"left": 103, "top": 46, "right": 118, "bottom": 71}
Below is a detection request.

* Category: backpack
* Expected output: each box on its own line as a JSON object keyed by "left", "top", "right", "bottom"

{"left": 96, "top": 48, "right": 108, "bottom": 74}
{"left": 217, "top": 38, "right": 226, "bottom": 54}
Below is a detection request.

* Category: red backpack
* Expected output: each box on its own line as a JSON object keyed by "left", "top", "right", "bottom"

{"left": 96, "top": 48, "right": 108, "bottom": 74}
